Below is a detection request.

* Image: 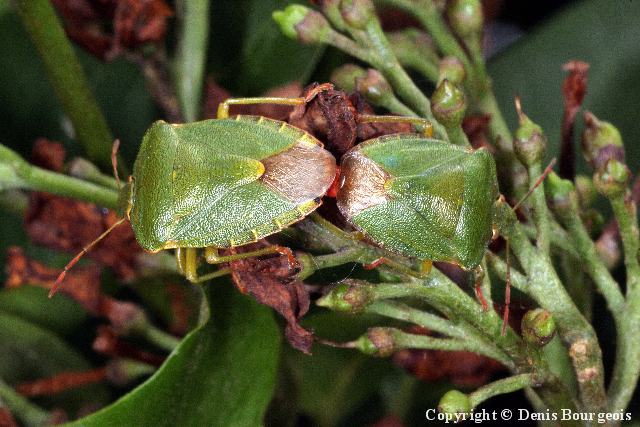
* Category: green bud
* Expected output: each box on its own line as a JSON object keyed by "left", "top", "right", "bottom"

{"left": 330, "top": 64, "right": 366, "bottom": 92}
{"left": 545, "top": 172, "right": 577, "bottom": 216}
{"left": 513, "top": 102, "right": 546, "bottom": 167}
{"left": 438, "top": 56, "right": 466, "bottom": 85}
{"left": 574, "top": 174, "right": 598, "bottom": 209}
{"left": 593, "top": 159, "right": 630, "bottom": 198}
{"left": 273, "top": 5, "right": 332, "bottom": 44}
{"left": 521, "top": 308, "right": 556, "bottom": 346}
{"left": 355, "top": 69, "right": 394, "bottom": 105}
{"left": 339, "top": 0, "right": 375, "bottom": 29}
{"left": 582, "top": 111, "right": 625, "bottom": 170}
{"left": 316, "top": 281, "right": 373, "bottom": 312}
{"left": 356, "top": 327, "right": 396, "bottom": 357}
{"left": 432, "top": 79, "right": 466, "bottom": 128}
{"left": 448, "top": 0, "right": 483, "bottom": 38}
{"left": 438, "top": 390, "right": 472, "bottom": 421}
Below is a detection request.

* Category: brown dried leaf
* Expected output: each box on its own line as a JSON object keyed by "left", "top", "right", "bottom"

{"left": 392, "top": 326, "right": 504, "bottom": 387}
{"left": 93, "top": 326, "right": 165, "bottom": 366}
{"left": 5, "top": 246, "right": 104, "bottom": 315}
{"left": 52, "top": 0, "right": 172, "bottom": 60}
{"left": 462, "top": 114, "right": 495, "bottom": 151}
{"left": 0, "top": 408, "right": 18, "bottom": 427}
{"left": 289, "top": 83, "right": 358, "bottom": 159}
{"left": 229, "top": 243, "right": 313, "bottom": 354}
{"left": 25, "top": 193, "right": 142, "bottom": 281}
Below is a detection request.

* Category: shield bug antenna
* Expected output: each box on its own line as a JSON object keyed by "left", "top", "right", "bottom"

{"left": 499, "top": 158, "right": 557, "bottom": 335}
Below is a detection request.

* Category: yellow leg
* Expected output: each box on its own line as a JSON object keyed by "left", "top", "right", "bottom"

{"left": 217, "top": 83, "right": 334, "bottom": 119}
{"left": 357, "top": 114, "right": 433, "bottom": 137}
{"left": 204, "top": 246, "right": 297, "bottom": 268}
{"left": 175, "top": 248, "right": 199, "bottom": 283}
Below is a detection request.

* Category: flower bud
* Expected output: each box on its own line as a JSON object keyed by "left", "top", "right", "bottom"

{"left": 316, "top": 281, "right": 373, "bottom": 313}
{"left": 273, "top": 5, "right": 332, "bottom": 44}
{"left": 582, "top": 111, "right": 625, "bottom": 171}
{"left": 545, "top": 172, "right": 577, "bottom": 217}
{"left": 521, "top": 308, "right": 556, "bottom": 346}
{"left": 593, "top": 159, "right": 630, "bottom": 198}
{"left": 339, "top": 0, "right": 375, "bottom": 29}
{"left": 438, "top": 390, "right": 472, "bottom": 421}
{"left": 356, "top": 327, "right": 396, "bottom": 357}
{"left": 448, "top": 0, "right": 483, "bottom": 38}
{"left": 355, "top": 69, "right": 394, "bottom": 105}
{"left": 330, "top": 64, "right": 367, "bottom": 92}
{"left": 514, "top": 101, "right": 546, "bottom": 167}
{"left": 432, "top": 79, "right": 466, "bottom": 128}
{"left": 574, "top": 174, "right": 597, "bottom": 209}
{"left": 438, "top": 56, "right": 466, "bottom": 85}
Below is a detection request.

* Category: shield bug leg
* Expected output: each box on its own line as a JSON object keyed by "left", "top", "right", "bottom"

{"left": 472, "top": 265, "right": 489, "bottom": 312}
{"left": 204, "top": 245, "right": 298, "bottom": 269}
{"left": 356, "top": 114, "right": 433, "bottom": 137}
{"left": 216, "top": 83, "right": 334, "bottom": 119}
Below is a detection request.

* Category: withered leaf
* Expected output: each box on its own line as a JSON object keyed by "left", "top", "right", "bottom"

{"left": 392, "top": 327, "right": 504, "bottom": 387}
{"left": 228, "top": 243, "right": 313, "bottom": 354}
{"left": 560, "top": 60, "right": 590, "bottom": 179}
{"left": 289, "top": 83, "right": 358, "bottom": 159}
{"left": 52, "top": 0, "right": 172, "bottom": 60}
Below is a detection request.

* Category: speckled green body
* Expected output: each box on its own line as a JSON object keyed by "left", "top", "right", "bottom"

{"left": 337, "top": 135, "right": 498, "bottom": 269}
{"left": 130, "top": 116, "right": 336, "bottom": 252}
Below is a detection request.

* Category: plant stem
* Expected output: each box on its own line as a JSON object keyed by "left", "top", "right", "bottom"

{"left": 0, "top": 379, "right": 49, "bottom": 427}
{"left": 554, "top": 199, "right": 624, "bottom": 319}
{"left": 607, "top": 192, "right": 640, "bottom": 412}
{"left": 13, "top": 0, "right": 114, "bottom": 169}
{"left": 366, "top": 301, "right": 511, "bottom": 365}
{"left": 496, "top": 202, "right": 608, "bottom": 415}
{"left": 1, "top": 144, "right": 119, "bottom": 209}
{"left": 175, "top": 0, "right": 210, "bottom": 122}
{"left": 527, "top": 163, "right": 552, "bottom": 255}
{"left": 142, "top": 325, "right": 181, "bottom": 353}
{"left": 468, "top": 374, "right": 536, "bottom": 409}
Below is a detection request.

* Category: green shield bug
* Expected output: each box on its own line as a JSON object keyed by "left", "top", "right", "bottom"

{"left": 336, "top": 134, "right": 498, "bottom": 270}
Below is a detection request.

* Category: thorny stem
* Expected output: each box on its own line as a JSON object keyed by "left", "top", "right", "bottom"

{"left": 0, "top": 379, "right": 50, "bottom": 427}
{"left": 12, "top": 0, "right": 115, "bottom": 170}
{"left": 607, "top": 192, "right": 640, "bottom": 412}
{"left": 496, "top": 202, "right": 608, "bottom": 415}
{"left": 468, "top": 373, "right": 536, "bottom": 409}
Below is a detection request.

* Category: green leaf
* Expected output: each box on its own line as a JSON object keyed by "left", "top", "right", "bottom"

{"left": 287, "top": 312, "right": 392, "bottom": 426}
{"left": 0, "top": 286, "right": 87, "bottom": 337}
{"left": 209, "top": 0, "right": 324, "bottom": 95}
{"left": 67, "top": 282, "right": 280, "bottom": 427}
{"left": 488, "top": 0, "right": 640, "bottom": 171}
{"left": 0, "top": 310, "right": 110, "bottom": 413}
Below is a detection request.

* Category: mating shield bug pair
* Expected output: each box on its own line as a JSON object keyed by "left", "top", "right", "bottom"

{"left": 52, "top": 84, "right": 499, "bottom": 296}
